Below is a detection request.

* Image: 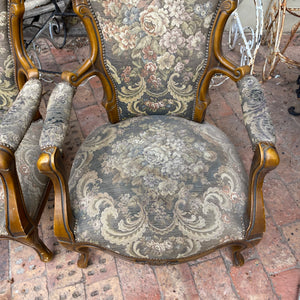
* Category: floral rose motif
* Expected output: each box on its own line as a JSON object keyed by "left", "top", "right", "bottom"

{"left": 187, "top": 31, "right": 206, "bottom": 51}
{"left": 142, "top": 46, "right": 157, "bottom": 61}
{"left": 174, "top": 62, "right": 185, "bottom": 73}
{"left": 121, "top": 66, "right": 132, "bottom": 83}
{"left": 157, "top": 52, "right": 175, "bottom": 70}
{"left": 140, "top": 6, "right": 169, "bottom": 36}
{"left": 160, "top": 28, "right": 185, "bottom": 54}
{"left": 103, "top": 0, "right": 122, "bottom": 17}
{"left": 115, "top": 26, "right": 136, "bottom": 51}
{"left": 147, "top": 75, "right": 162, "bottom": 89}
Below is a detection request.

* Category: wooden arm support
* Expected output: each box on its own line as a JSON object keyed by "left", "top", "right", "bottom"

{"left": 10, "top": 0, "right": 39, "bottom": 88}
{"left": 246, "top": 142, "right": 280, "bottom": 240}
{"left": 0, "top": 145, "right": 33, "bottom": 236}
{"left": 37, "top": 147, "right": 75, "bottom": 243}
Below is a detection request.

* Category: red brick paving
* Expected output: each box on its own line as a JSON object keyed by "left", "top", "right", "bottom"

{"left": 0, "top": 36, "right": 299, "bottom": 299}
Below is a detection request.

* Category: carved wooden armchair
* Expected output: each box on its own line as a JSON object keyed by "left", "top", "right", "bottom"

{"left": 38, "top": 0, "right": 279, "bottom": 267}
{"left": 0, "top": 0, "right": 52, "bottom": 262}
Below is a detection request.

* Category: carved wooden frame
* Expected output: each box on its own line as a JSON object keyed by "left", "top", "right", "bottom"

{"left": 39, "top": 0, "right": 279, "bottom": 267}
{"left": 0, "top": 0, "right": 52, "bottom": 262}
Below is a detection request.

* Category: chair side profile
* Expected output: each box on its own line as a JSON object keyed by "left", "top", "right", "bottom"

{"left": 0, "top": 0, "right": 52, "bottom": 262}
{"left": 38, "top": 0, "right": 279, "bottom": 268}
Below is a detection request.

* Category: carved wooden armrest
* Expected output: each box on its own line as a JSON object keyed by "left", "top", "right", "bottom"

{"left": 37, "top": 146, "right": 75, "bottom": 243}
{"left": 246, "top": 142, "right": 279, "bottom": 240}
{"left": 0, "top": 145, "right": 33, "bottom": 236}
{"left": 39, "top": 82, "right": 75, "bottom": 150}
{"left": 0, "top": 79, "right": 42, "bottom": 151}
{"left": 237, "top": 75, "right": 276, "bottom": 149}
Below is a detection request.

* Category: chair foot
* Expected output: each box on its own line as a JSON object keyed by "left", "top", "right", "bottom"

{"left": 26, "top": 230, "right": 53, "bottom": 262}
{"left": 77, "top": 248, "right": 89, "bottom": 268}
{"left": 232, "top": 246, "right": 245, "bottom": 266}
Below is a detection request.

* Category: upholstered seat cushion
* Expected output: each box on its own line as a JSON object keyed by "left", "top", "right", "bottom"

{"left": 0, "top": 119, "right": 49, "bottom": 236}
{"left": 70, "top": 116, "right": 249, "bottom": 262}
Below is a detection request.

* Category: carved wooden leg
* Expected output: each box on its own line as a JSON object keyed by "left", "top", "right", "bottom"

{"left": 24, "top": 229, "right": 53, "bottom": 262}
{"left": 77, "top": 247, "right": 89, "bottom": 268}
{"left": 231, "top": 245, "right": 245, "bottom": 266}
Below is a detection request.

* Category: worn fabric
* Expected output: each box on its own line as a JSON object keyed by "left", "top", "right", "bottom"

{"left": 0, "top": 0, "right": 19, "bottom": 111}
{"left": 0, "top": 120, "right": 48, "bottom": 236}
{"left": 39, "top": 82, "right": 75, "bottom": 150}
{"left": 0, "top": 79, "right": 42, "bottom": 151}
{"left": 237, "top": 75, "right": 276, "bottom": 148}
{"left": 70, "top": 115, "right": 249, "bottom": 262}
{"left": 89, "top": 0, "right": 222, "bottom": 120}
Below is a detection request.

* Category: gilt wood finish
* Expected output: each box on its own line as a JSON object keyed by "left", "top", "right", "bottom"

{"left": 0, "top": 0, "right": 52, "bottom": 262}
{"left": 9, "top": 0, "right": 39, "bottom": 88}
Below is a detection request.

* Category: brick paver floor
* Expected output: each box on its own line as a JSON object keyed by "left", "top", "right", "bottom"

{"left": 0, "top": 34, "right": 299, "bottom": 299}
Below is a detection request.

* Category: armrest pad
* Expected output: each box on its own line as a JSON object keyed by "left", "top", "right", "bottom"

{"left": 237, "top": 75, "right": 276, "bottom": 149}
{"left": 0, "top": 79, "right": 42, "bottom": 151}
{"left": 40, "top": 82, "right": 75, "bottom": 150}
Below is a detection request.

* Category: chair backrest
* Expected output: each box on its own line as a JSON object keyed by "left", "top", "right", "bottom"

{"left": 0, "top": 0, "right": 38, "bottom": 116}
{"left": 64, "top": 0, "right": 250, "bottom": 123}
{"left": 0, "top": 1, "right": 18, "bottom": 113}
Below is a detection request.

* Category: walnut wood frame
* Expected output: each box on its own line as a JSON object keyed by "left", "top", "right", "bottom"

{"left": 39, "top": 0, "right": 279, "bottom": 267}
{"left": 0, "top": 0, "right": 52, "bottom": 262}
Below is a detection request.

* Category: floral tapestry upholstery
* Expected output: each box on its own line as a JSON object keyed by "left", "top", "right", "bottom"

{"left": 0, "top": 79, "right": 42, "bottom": 151}
{"left": 70, "top": 116, "right": 249, "bottom": 262}
{"left": 0, "top": 120, "right": 48, "bottom": 236}
{"left": 40, "top": 82, "right": 75, "bottom": 150}
{"left": 0, "top": 1, "right": 19, "bottom": 112}
{"left": 89, "top": 0, "right": 222, "bottom": 120}
{"left": 237, "top": 75, "right": 276, "bottom": 149}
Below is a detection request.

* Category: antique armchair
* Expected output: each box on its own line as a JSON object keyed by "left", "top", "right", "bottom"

{"left": 0, "top": 0, "right": 52, "bottom": 262}
{"left": 38, "top": 0, "right": 279, "bottom": 267}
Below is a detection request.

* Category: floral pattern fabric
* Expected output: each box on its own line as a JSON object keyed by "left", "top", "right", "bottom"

{"left": 70, "top": 116, "right": 249, "bottom": 262}
{"left": 0, "top": 79, "right": 42, "bottom": 151}
{"left": 40, "top": 82, "right": 75, "bottom": 150}
{"left": 89, "top": 0, "right": 221, "bottom": 120}
{"left": 237, "top": 75, "right": 276, "bottom": 148}
{"left": 0, "top": 120, "right": 49, "bottom": 236}
{"left": 0, "top": 1, "right": 18, "bottom": 111}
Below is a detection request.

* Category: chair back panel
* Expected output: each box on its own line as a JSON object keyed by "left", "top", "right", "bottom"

{"left": 0, "top": 1, "right": 18, "bottom": 112}
{"left": 89, "top": 0, "right": 222, "bottom": 120}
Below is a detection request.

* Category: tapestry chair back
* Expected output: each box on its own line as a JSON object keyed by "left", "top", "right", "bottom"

{"left": 64, "top": 0, "right": 249, "bottom": 123}
{"left": 0, "top": 1, "right": 19, "bottom": 117}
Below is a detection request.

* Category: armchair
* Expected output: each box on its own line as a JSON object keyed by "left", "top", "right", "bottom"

{"left": 0, "top": 0, "right": 52, "bottom": 262}
{"left": 38, "top": 0, "right": 279, "bottom": 267}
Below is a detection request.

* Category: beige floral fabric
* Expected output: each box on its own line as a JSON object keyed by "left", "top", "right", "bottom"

{"left": 237, "top": 75, "right": 276, "bottom": 148}
{"left": 70, "top": 116, "right": 249, "bottom": 262}
{"left": 40, "top": 82, "right": 75, "bottom": 150}
{"left": 0, "top": 1, "right": 18, "bottom": 111}
{"left": 0, "top": 79, "right": 42, "bottom": 151}
{"left": 0, "top": 120, "right": 49, "bottom": 236}
{"left": 89, "top": 0, "right": 222, "bottom": 120}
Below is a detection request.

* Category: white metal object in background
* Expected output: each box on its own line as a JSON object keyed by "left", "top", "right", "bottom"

{"left": 228, "top": 0, "right": 264, "bottom": 72}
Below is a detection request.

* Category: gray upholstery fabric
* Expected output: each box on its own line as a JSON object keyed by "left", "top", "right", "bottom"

{"left": 237, "top": 75, "right": 276, "bottom": 148}
{"left": 70, "top": 115, "right": 249, "bottom": 262}
{"left": 0, "top": 79, "right": 42, "bottom": 151}
{"left": 89, "top": 0, "right": 222, "bottom": 120}
{"left": 0, "top": 0, "right": 18, "bottom": 112}
{"left": 0, "top": 120, "right": 48, "bottom": 236}
{"left": 40, "top": 82, "right": 75, "bottom": 150}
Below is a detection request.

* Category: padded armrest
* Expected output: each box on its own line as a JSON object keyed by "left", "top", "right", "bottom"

{"left": 39, "top": 81, "right": 75, "bottom": 150}
{"left": 237, "top": 75, "right": 276, "bottom": 149}
{"left": 0, "top": 79, "right": 42, "bottom": 151}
